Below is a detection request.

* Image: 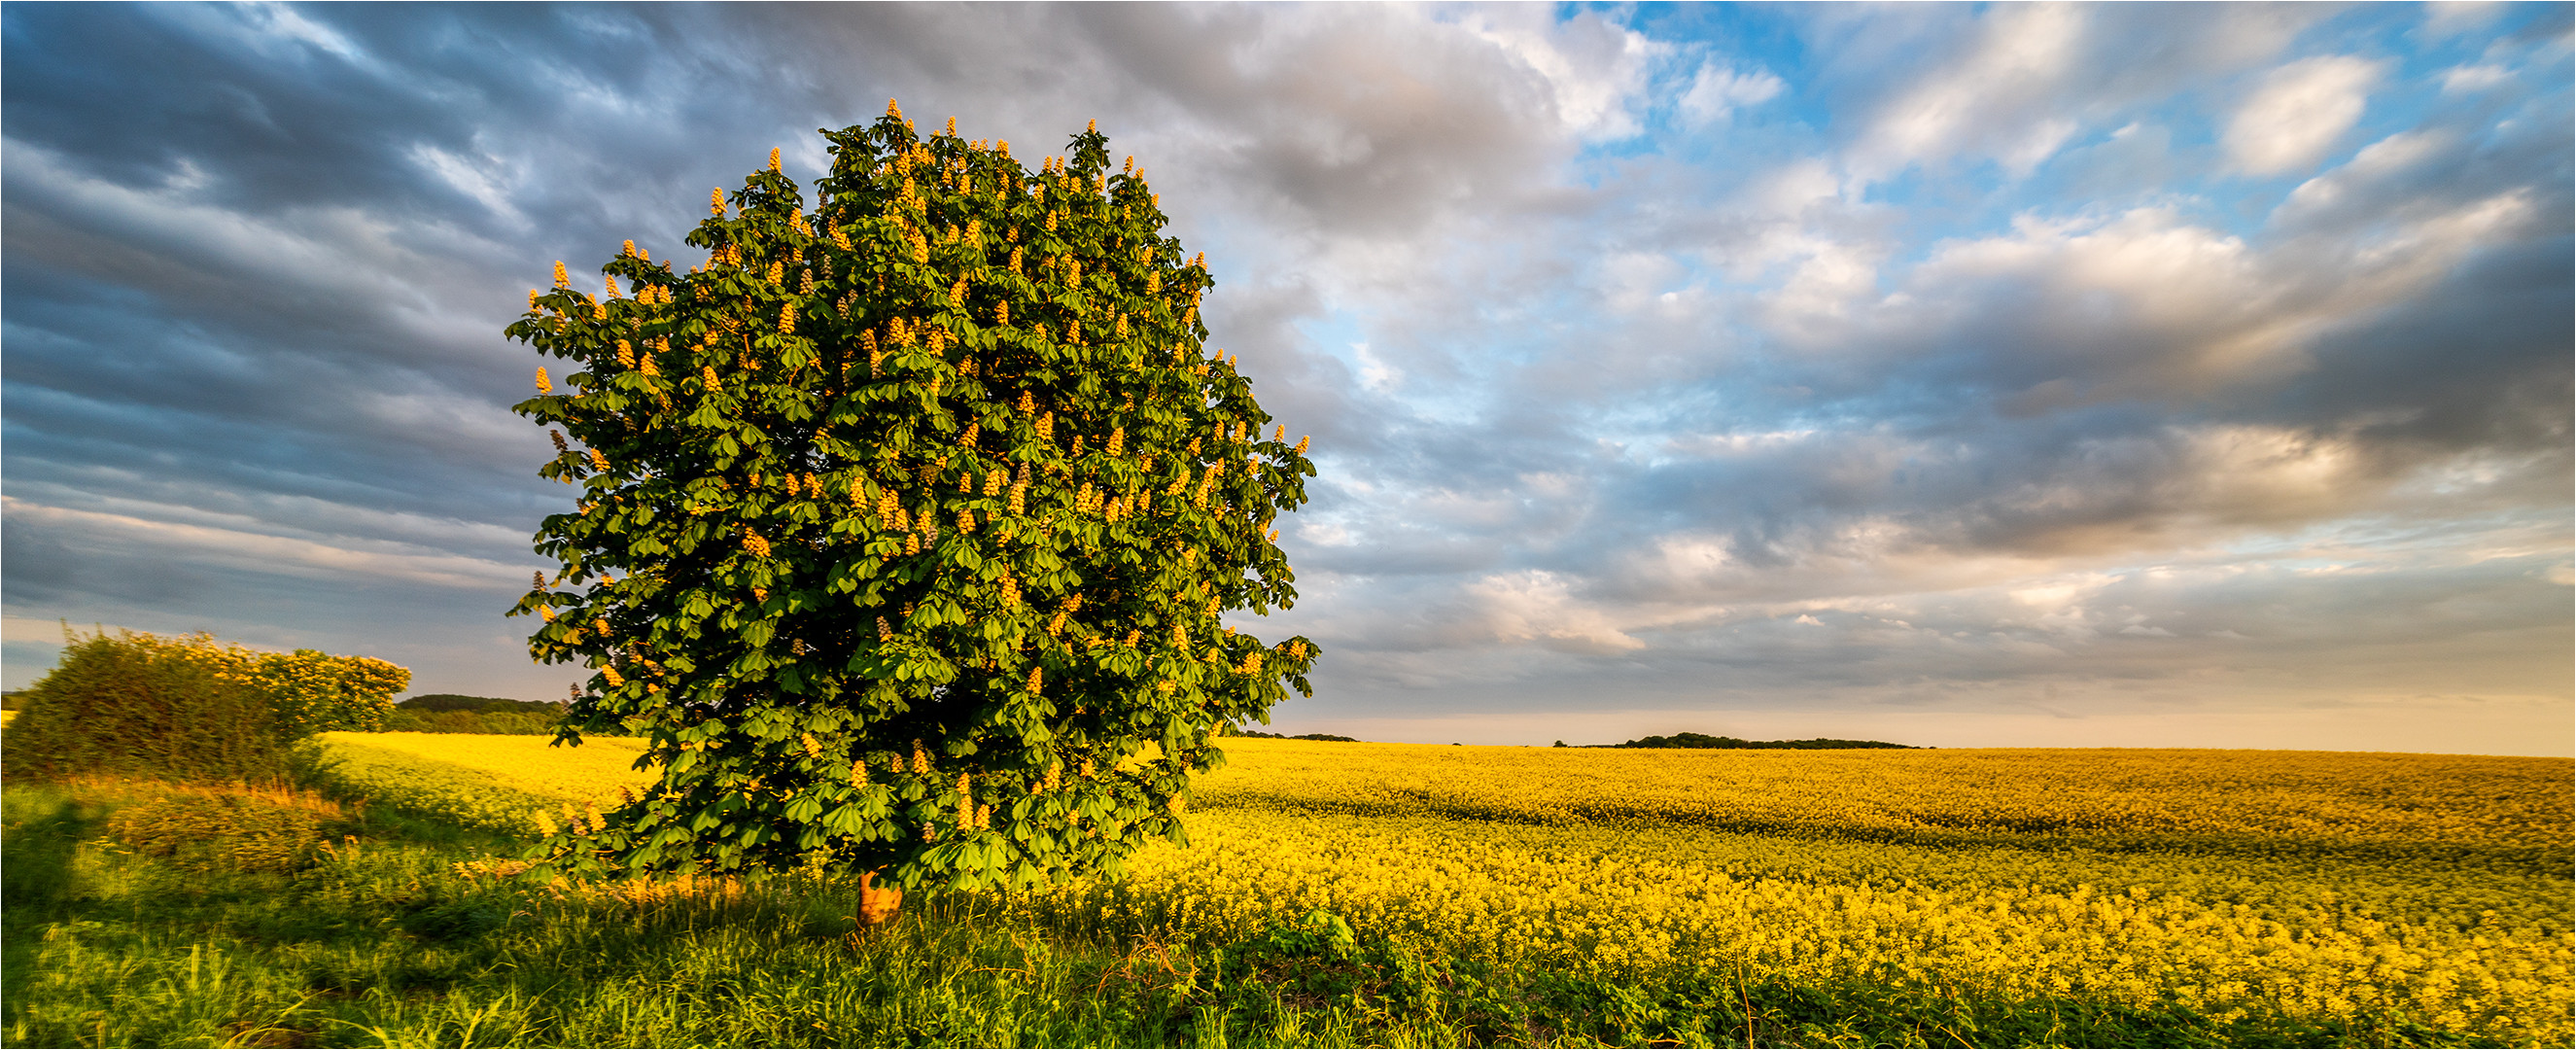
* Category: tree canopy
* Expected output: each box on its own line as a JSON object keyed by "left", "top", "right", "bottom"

{"left": 506, "top": 104, "right": 1318, "bottom": 890}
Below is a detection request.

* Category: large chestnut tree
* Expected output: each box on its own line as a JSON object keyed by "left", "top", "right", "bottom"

{"left": 506, "top": 104, "right": 1317, "bottom": 890}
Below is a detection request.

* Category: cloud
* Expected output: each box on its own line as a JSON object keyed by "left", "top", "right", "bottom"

{"left": 1831, "top": 3, "right": 2318, "bottom": 182}
{"left": 1850, "top": 2, "right": 2087, "bottom": 176}
{"left": 2225, "top": 55, "right": 2385, "bottom": 175}
{"left": 1678, "top": 62, "right": 1784, "bottom": 127}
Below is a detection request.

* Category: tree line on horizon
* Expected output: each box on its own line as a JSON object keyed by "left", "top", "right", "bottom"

{"left": 1581, "top": 732, "right": 1920, "bottom": 751}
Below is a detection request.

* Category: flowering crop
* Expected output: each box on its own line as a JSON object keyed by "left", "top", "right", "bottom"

{"left": 318, "top": 732, "right": 655, "bottom": 833}
{"left": 325, "top": 732, "right": 2571, "bottom": 1043}
{"left": 1077, "top": 741, "right": 2574, "bottom": 1044}
{"left": 1186, "top": 741, "right": 2572, "bottom": 851}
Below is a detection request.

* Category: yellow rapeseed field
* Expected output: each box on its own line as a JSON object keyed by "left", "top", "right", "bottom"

{"left": 319, "top": 731, "right": 655, "bottom": 832}
{"left": 318, "top": 733, "right": 2573, "bottom": 1044}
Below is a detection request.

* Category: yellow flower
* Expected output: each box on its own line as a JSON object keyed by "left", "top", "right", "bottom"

{"left": 535, "top": 367, "right": 552, "bottom": 393}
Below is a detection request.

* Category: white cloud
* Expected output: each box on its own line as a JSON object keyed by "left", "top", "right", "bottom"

{"left": 409, "top": 142, "right": 529, "bottom": 227}
{"left": 1348, "top": 341, "right": 1401, "bottom": 394}
{"left": 2273, "top": 129, "right": 2451, "bottom": 224}
{"left": 1849, "top": 2, "right": 2086, "bottom": 178}
{"left": 2441, "top": 62, "right": 2515, "bottom": 94}
{"left": 1678, "top": 62, "right": 1785, "bottom": 127}
{"left": 1459, "top": 7, "right": 1665, "bottom": 141}
{"left": 1464, "top": 571, "right": 1649, "bottom": 654}
{"left": 2225, "top": 55, "right": 2385, "bottom": 175}
{"left": 2420, "top": 1, "right": 2509, "bottom": 38}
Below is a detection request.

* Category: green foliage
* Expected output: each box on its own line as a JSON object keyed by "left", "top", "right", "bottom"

{"left": 1, "top": 630, "right": 411, "bottom": 785}
{"left": 2, "top": 631, "right": 290, "bottom": 784}
{"left": 1604, "top": 731, "right": 1919, "bottom": 750}
{"left": 101, "top": 787, "right": 345, "bottom": 874}
{"left": 383, "top": 695, "right": 568, "bottom": 735}
{"left": 505, "top": 104, "right": 1319, "bottom": 889}
{"left": 397, "top": 693, "right": 563, "bottom": 716}
{"left": 253, "top": 648, "right": 411, "bottom": 736}
{"left": 1229, "top": 729, "right": 1359, "bottom": 743}
{"left": 383, "top": 709, "right": 565, "bottom": 735}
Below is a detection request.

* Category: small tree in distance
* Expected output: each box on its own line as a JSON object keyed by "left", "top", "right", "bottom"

{"left": 506, "top": 102, "right": 1318, "bottom": 892}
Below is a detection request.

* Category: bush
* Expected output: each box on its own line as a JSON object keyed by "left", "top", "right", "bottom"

{"left": 1, "top": 629, "right": 412, "bottom": 784}
{"left": 3, "top": 632, "right": 292, "bottom": 783}
{"left": 256, "top": 648, "right": 410, "bottom": 736}
{"left": 102, "top": 786, "right": 347, "bottom": 873}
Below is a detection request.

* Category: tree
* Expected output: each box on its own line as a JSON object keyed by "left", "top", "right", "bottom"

{"left": 506, "top": 103, "right": 1319, "bottom": 891}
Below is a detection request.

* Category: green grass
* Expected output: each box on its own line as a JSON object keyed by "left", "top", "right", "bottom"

{"left": 2, "top": 780, "right": 1502, "bottom": 1047}
{"left": 3, "top": 766, "right": 2562, "bottom": 1048}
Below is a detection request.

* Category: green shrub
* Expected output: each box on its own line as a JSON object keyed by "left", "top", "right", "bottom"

{"left": 101, "top": 786, "right": 347, "bottom": 873}
{"left": 254, "top": 648, "right": 410, "bottom": 736}
{"left": 2, "top": 629, "right": 411, "bottom": 784}
{"left": 2, "top": 631, "right": 291, "bottom": 783}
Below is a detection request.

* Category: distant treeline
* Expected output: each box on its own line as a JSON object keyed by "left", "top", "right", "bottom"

{"left": 383, "top": 694, "right": 565, "bottom": 735}
{"left": 1588, "top": 732, "right": 1921, "bottom": 751}
{"left": 1229, "top": 729, "right": 1361, "bottom": 743}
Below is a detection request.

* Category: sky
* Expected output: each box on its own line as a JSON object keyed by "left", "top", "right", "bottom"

{"left": 3, "top": 2, "right": 2568, "bottom": 754}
